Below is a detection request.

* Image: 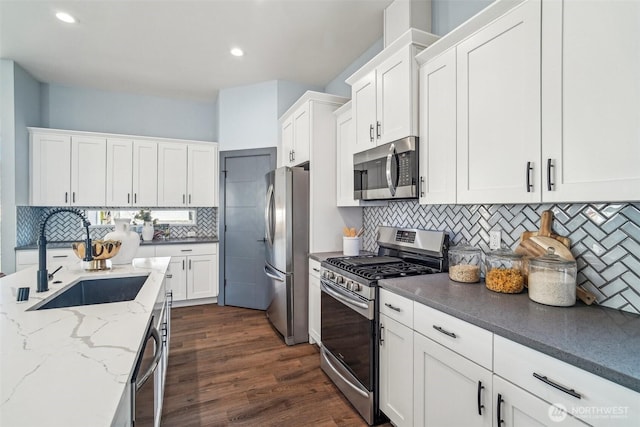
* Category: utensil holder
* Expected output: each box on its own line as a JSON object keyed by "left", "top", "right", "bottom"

{"left": 343, "top": 237, "right": 360, "bottom": 256}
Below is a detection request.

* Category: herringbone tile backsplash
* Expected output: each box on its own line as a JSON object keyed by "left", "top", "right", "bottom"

{"left": 363, "top": 202, "right": 640, "bottom": 314}
{"left": 16, "top": 207, "right": 217, "bottom": 245}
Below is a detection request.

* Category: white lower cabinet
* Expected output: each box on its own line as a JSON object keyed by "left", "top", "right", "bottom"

{"left": 16, "top": 248, "right": 78, "bottom": 271}
{"left": 308, "top": 259, "right": 321, "bottom": 345}
{"left": 380, "top": 289, "right": 639, "bottom": 427}
{"left": 379, "top": 314, "right": 414, "bottom": 427}
{"left": 493, "top": 375, "right": 588, "bottom": 427}
{"left": 154, "top": 243, "right": 218, "bottom": 303}
{"left": 414, "top": 331, "right": 493, "bottom": 427}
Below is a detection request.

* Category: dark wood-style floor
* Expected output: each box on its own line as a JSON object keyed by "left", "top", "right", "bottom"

{"left": 161, "top": 304, "right": 390, "bottom": 426}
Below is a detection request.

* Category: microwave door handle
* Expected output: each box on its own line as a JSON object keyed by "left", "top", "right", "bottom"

{"left": 385, "top": 142, "right": 397, "bottom": 196}
{"left": 264, "top": 184, "right": 274, "bottom": 246}
{"left": 135, "top": 326, "right": 162, "bottom": 391}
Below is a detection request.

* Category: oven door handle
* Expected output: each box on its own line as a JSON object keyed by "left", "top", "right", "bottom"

{"left": 320, "top": 279, "right": 368, "bottom": 310}
{"left": 321, "top": 346, "right": 369, "bottom": 399}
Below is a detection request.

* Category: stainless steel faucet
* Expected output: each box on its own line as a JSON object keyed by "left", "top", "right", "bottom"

{"left": 37, "top": 208, "right": 93, "bottom": 292}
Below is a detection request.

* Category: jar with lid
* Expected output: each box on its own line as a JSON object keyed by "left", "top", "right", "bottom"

{"left": 528, "top": 247, "right": 576, "bottom": 306}
{"left": 485, "top": 247, "right": 524, "bottom": 293}
{"left": 448, "top": 240, "right": 482, "bottom": 283}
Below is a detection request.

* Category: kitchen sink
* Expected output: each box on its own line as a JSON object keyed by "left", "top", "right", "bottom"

{"left": 31, "top": 275, "right": 149, "bottom": 310}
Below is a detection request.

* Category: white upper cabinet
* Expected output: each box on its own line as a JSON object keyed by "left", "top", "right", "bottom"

{"left": 541, "top": 0, "right": 640, "bottom": 202}
{"left": 419, "top": 47, "right": 457, "bottom": 205}
{"left": 30, "top": 132, "right": 71, "bottom": 206}
{"left": 106, "top": 139, "right": 158, "bottom": 206}
{"left": 30, "top": 130, "right": 106, "bottom": 207}
{"left": 158, "top": 142, "right": 218, "bottom": 207}
{"left": 187, "top": 143, "right": 218, "bottom": 206}
{"left": 70, "top": 135, "right": 107, "bottom": 206}
{"left": 347, "top": 30, "right": 439, "bottom": 153}
{"left": 279, "top": 102, "right": 311, "bottom": 167}
{"left": 456, "top": 0, "right": 541, "bottom": 204}
{"left": 335, "top": 102, "right": 358, "bottom": 207}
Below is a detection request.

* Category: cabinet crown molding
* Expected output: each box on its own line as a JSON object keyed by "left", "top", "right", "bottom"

{"left": 278, "top": 91, "right": 348, "bottom": 124}
{"left": 345, "top": 28, "right": 439, "bottom": 85}
{"left": 27, "top": 127, "right": 218, "bottom": 146}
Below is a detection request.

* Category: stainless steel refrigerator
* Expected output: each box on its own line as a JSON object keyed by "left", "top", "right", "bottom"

{"left": 263, "top": 166, "right": 309, "bottom": 345}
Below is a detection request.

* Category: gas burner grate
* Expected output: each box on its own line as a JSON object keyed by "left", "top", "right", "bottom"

{"left": 325, "top": 256, "right": 438, "bottom": 280}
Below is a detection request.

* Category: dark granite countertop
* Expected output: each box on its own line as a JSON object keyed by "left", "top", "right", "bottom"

{"left": 15, "top": 237, "right": 218, "bottom": 250}
{"left": 380, "top": 273, "right": 640, "bottom": 393}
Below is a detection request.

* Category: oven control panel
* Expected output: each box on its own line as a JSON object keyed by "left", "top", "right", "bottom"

{"left": 320, "top": 268, "right": 375, "bottom": 300}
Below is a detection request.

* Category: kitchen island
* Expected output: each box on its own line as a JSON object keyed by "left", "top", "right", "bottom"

{"left": 0, "top": 257, "right": 170, "bottom": 426}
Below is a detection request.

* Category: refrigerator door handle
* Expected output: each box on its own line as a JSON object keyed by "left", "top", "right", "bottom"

{"left": 264, "top": 183, "right": 275, "bottom": 246}
{"left": 264, "top": 264, "right": 285, "bottom": 282}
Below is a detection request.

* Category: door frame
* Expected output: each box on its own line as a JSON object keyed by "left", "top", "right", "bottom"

{"left": 218, "top": 147, "right": 277, "bottom": 306}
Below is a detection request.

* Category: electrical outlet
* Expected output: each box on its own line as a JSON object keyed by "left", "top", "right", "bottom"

{"left": 187, "top": 231, "right": 196, "bottom": 237}
{"left": 489, "top": 230, "right": 502, "bottom": 250}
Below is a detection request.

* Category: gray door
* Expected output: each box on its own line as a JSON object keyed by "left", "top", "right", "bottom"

{"left": 219, "top": 148, "right": 276, "bottom": 310}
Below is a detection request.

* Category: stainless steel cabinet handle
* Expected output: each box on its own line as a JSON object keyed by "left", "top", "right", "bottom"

{"left": 180, "top": 249, "right": 193, "bottom": 252}
{"left": 291, "top": 149, "right": 295, "bottom": 161}
{"left": 165, "top": 274, "right": 173, "bottom": 279}
{"left": 376, "top": 121, "right": 381, "bottom": 139}
{"left": 496, "top": 393, "right": 504, "bottom": 425}
{"left": 533, "top": 373, "right": 582, "bottom": 399}
{"left": 188, "top": 194, "right": 191, "bottom": 204}
{"left": 433, "top": 325, "right": 457, "bottom": 338}
{"left": 72, "top": 192, "right": 76, "bottom": 203}
{"left": 52, "top": 255, "right": 68, "bottom": 259}
{"left": 379, "top": 322, "right": 385, "bottom": 345}
{"left": 182, "top": 194, "right": 186, "bottom": 204}
{"left": 134, "top": 193, "right": 137, "bottom": 203}
{"left": 127, "top": 193, "right": 130, "bottom": 203}
{"left": 182, "top": 260, "right": 185, "bottom": 270}
{"left": 189, "top": 259, "right": 192, "bottom": 269}
{"left": 420, "top": 176, "right": 425, "bottom": 197}
{"left": 312, "top": 268, "right": 320, "bottom": 272}
{"left": 547, "top": 158, "right": 554, "bottom": 191}
{"left": 369, "top": 124, "right": 374, "bottom": 142}
{"left": 384, "top": 302, "right": 401, "bottom": 312}
{"left": 526, "top": 161, "right": 534, "bottom": 192}
{"left": 65, "top": 192, "right": 68, "bottom": 203}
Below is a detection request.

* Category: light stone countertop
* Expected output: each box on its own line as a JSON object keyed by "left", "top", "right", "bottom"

{"left": 380, "top": 273, "right": 640, "bottom": 393}
{"left": 0, "top": 257, "right": 170, "bottom": 426}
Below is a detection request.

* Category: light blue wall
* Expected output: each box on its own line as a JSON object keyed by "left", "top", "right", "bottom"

{"left": 0, "top": 60, "right": 42, "bottom": 273}
{"left": 432, "top": 0, "right": 493, "bottom": 36}
{"left": 324, "top": 38, "right": 384, "bottom": 97}
{"left": 217, "top": 80, "right": 320, "bottom": 152}
{"left": 41, "top": 84, "right": 217, "bottom": 141}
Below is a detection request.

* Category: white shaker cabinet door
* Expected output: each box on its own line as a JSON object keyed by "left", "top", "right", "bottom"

{"left": 352, "top": 71, "right": 377, "bottom": 153}
{"left": 376, "top": 47, "right": 416, "bottom": 145}
{"left": 30, "top": 132, "right": 71, "bottom": 206}
{"left": 106, "top": 138, "right": 133, "bottom": 206}
{"left": 379, "top": 314, "right": 413, "bottom": 427}
{"left": 187, "top": 143, "right": 217, "bottom": 207}
{"left": 158, "top": 142, "right": 188, "bottom": 207}
{"left": 133, "top": 140, "right": 158, "bottom": 206}
{"left": 413, "top": 332, "right": 492, "bottom": 427}
{"left": 456, "top": 0, "right": 541, "bottom": 204}
{"left": 187, "top": 253, "right": 217, "bottom": 300}
{"left": 419, "top": 47, "right": 457, "bottom": 205}
{"left": 541, "top": 0, "right": 640, "bottom": 202}
{"left": 165, "top": 256, "right": 187, "bottom": 302}
{"left": 71, "top": 135, "right": 107, "bottom": 206}
{"left": 292, "top": 103, "right": 310, "bottom": 165}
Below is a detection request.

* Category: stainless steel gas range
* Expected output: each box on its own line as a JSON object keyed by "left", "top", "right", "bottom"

{"left": 319, "top": 226, "right": 449, "bottom": 425}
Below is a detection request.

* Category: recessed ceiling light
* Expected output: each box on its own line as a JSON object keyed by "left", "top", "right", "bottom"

{"left": 230, "top": 48, "right": 244, "bottom": 57}
{"left": 56, "top": 12, "right": 76, "bottom": 24}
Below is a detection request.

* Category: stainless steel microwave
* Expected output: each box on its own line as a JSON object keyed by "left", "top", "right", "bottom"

{"left": 353, "top": 136, "right": 418, "bottom": 201}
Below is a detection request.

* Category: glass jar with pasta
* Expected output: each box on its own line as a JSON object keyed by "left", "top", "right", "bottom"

{"left": 484, "top": 247, "right": 524, "bottom": 293}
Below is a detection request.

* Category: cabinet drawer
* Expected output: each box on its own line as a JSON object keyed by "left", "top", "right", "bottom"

{"left": 494, "top": 335, "right": 640, "bottom": 427}
{"left": 47, "top": 248, "right": 78, "bottom": 265}
{"left": 309, "top": 259, "right": 321, "bottom": 278}
{"left": 156, "top": 243, "right": 216, "bottom": 257}
{"left": 380, "top": 288, "right": 413, "bottom": 328}
{"left": 16, "top": 250, "right": 38, "bottom": 267}
{"left": 414, "top": 303, "right": 492, "bottom": 370}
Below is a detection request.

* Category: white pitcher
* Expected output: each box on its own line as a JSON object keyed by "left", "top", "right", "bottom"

{"left": 104, "top": 218, "right": 141, "bottom": 264}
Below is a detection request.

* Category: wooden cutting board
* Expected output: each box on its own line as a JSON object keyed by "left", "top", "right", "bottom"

{"left": 520, "top": 210, "right": 571, "bottom": 248}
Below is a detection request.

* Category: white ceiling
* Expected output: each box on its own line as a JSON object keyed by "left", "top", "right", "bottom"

{"left": 0, "top": 0, "right": 393, "bottom": 101}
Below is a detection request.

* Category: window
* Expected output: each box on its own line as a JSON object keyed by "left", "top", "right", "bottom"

{"left": 86, "top": 210, "right": 196, "bottom": 226}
